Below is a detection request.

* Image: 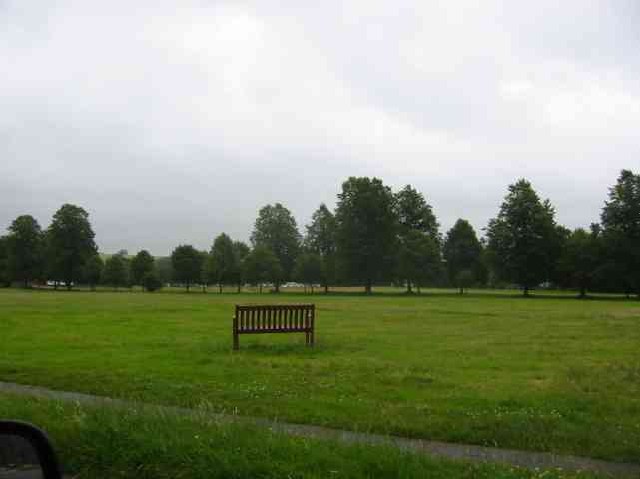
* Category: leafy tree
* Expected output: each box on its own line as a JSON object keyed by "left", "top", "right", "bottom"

{"left": 171, "top": 244, "right": 203, "bottom": 292}
{"left": 305, "top": 204, "right": 337, "bottom": 293}
{"left": 396, "top": 230, "right": 441, "bottom": 293}
{"left": 232, "top": 241, "right": 250, "bottom": 292}
{"left": 142, "top": 271, "right": 163, "bottom": 292}
{"left": 7, "top": 215, "right": 44, "bottom": 288}
{"left": 443, "top": 219, "right": 483, "bottom": 293}
{"left": 335, "top": 177, "right": 397, "bottom": 294}
{"left": 83, "top": 254, "right": 104, "bottom": 291}
{"left": 46, "top": 204, "right": 97, "bottom": 290}
{"left": 155, "top": 256, "right": 173, "bottom": 285}
{"left": 130, "top": 250, "right": 155, "bottom": 288}
{"left": 102, "top": 254, "right": 128, "bottom": 290}
{"left": 395, "top": 185, "right": 439, "bottom": 239}
{"left": 251, "top": 203, "right": 301, "bottom": 291}
{"left": 394, "top": 185, "right": 441, "bottom": 293}
{"left": 455, "top": 269, "right": 475, "bottom": 294}
{"left": 486, "top": 179, "right": 561, "bottom": 296}
{"left": 600, "top": 169, "right": 640, "bottom": 297}
{"left": 557, "top": 226, "right": 602, "bottom": 298}
{"left": 242, "top": 245, "right": 283, "bottom": 294}
{"left": 0, "top": 236, "right": 10, "bottom": 287}
{"left": 294, "top": 252, "right": 323, "bottom": 293}
{"left": 208, "top": 233, "right": 238, "bottom": 293}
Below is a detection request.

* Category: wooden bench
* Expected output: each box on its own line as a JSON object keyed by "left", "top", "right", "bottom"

{"left": 233, "top": 304, "right": 315, "bottom": 350}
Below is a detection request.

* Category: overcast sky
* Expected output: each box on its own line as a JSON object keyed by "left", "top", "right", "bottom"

{"left": 2, "top": 1, "right": 639, "bottom": 255}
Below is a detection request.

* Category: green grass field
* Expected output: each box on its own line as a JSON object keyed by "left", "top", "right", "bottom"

{"left": 0, "top": 392, "right": 600, "bottom": 479}
{"left": 1, "top": 288, "right": 639, "bottom": 465}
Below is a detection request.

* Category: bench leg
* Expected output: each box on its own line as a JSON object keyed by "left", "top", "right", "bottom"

{"left": 233, "top": 332, "right": 239, "bottom": 350}
{"left": 305, "top": 332, "right": 310, "bottom": 346}
{"left": 310, "top": 330, "right": 314, "bottom": 347}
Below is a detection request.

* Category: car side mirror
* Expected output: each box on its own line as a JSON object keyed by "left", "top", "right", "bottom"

{"left": 0, "top": 421, "right": 62, "bottom": 479}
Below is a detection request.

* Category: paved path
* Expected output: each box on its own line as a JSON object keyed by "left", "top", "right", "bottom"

{"left": 1, "top": 381, "right": 639, "bottom": 478}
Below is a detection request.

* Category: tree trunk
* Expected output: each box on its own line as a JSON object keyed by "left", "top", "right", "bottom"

{"left": 275, "top": 283, "right": 280, "bottom": 293}
{"left": 406, "top": 280, "right": 412, "bottom": 294}
{"left": 237, "top": 283, "right": 241, "bottom": 293}
{"left": 459, "top": 286, "right": 463, "bottom": 295}
{"left": 186, "top": 283, "right": 190, "bottom": 293}
{"left": 324, "top": 283, "right": 328, "bottom": 294}
{"left": 259, "top": 284, "right": 263, "bottom": 294}
{"left": 523, "top": 285, "right": 529, "bottom": 296}
{"left": 365, "top": 280, "right": 372, "bottom": 294}
{"left": 219, "top": 283, "right": 222, "bottom": 294}
{"left": 579, "top": 285, "right": 586, "bottom": 298}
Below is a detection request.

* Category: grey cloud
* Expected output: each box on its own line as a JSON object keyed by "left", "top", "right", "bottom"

{"left": 1, "top": 0, "right": 639, "bottom": 255}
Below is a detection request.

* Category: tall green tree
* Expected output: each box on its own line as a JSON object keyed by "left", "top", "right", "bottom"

{"left": 232, "top": 241, "right": 250, "bottom": 292}
{"left": 486, "top": 179, "right": 561, "bottom": 296}
{"left": 293, "top": 252, "right": 323, "bottom": 293}
{"left": 396, "top": 230, "right": 441, "bottom": 294}
{"left": 171, "top": 244, "right": 203, "bottom": 292}
{"left": 208, "top": 233, "right": 238, "bottom": 293}
{"left": 394, "top": 185, "right": 441, "bottom": 293}
{"left": 335, "top": 177, "right": 397, "bottom": 294}
{"left": 305, "top": 204, "right": 337, "bottom": 293}
{"left": 443, "top": 219, "right": 483, "bottom": 294}
{"left": 600, "top": 169, "right": 640, "bottom": 297}
{"left": 557, "top": 226, "right": 602, "bottom": 298}
{"left": 242, "top": 245, "right": 283, "bottom": 294}
{"left": 250, "top": 203, "right": 301, "bottom": 291}
{"left": 155, "top": 256, "right": 173, "bottom": 285}
{"left": 130, "top": 250, "right": 155, "bottom": 288}
{"left": 83, "top": 254, "right": 104, "bottom": 291}
{"left": 0, "top": 236, "right": 10, "bottom": 287}
{"left": 102, "top": 254, "right": 128, "bottom": 290}
{"left": 7, "top": 215, "right": 44, "bottom": 288}
{"left": 46, "top": 204, "right": 97, "bottom": 290}
{"left": 395, "top": 185, "right": 439, "bottom": 239}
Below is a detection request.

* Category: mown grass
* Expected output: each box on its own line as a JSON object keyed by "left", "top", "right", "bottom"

{"left": 0, "top": 288, "right": 639, "bottom": 462}
{"left": 0, "top": 392, "right": 603, "bottom": 478}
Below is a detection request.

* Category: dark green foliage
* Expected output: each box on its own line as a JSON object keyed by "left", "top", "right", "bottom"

{"left": 394, "top": 184, "right": 439, "bottom": 239}
{"left": 130, "top": 250, "right": 155, "bottom": 287}
{"left": 486, "top": 180, "right": 561, "bottom": 295}
{"left": 396, "top": 230, "right": 441, "bottom": 293}
{"left": 443, "top": 219, "right": 483, "bottom": 291}
{"left": 335, "top": 177, "right": 398, "bottom": 293}
{"left": 0, "top": 236, "right": 10, "bottom": 287}
{"left": 293, "top": 252, "right": 323, "bottom": 293}
{"left": 242, "top": 245, "right": 283, "bottom": 293}
{"left": 45, "top": 204, "right": 97, "bottom": 290}
{"left": 207, "top": 233, "right": 239, "bottom": 293}
{"left": 455, "top": 269, "right": 475, "bottom": 294}
{"left": 305, "top": 204, "right": 337, "bottom": 293}
{"left": 251, "top": 203, "right": 301, "bottom": 288}
{"left": 232, "top": 241, "right": 250, "bottom": 292}
{"left": 600, "top": 169, "right": 640, "bottom": 296}
{"left": 171, "top": 245, "right": 203, "bottom": 292}
{"left": 102, "top": 254, "right": 129, "bottom": 290}
{"left": 142, "top": 271, "right": 163, "bottom": 292}
{"left": 6, "top": 215, "right": 44, "bottom": 287}
{"left": 394, "top": 185, "right": 441, "bottom": 293}
{"left": 155, "top": 256, "right": 173, "bottom": 284}
{"left": 83, "top": 254, "right": 104, "bottom": 291}
{"left": 557, "top": 227, "right": 602, "bottom": 297}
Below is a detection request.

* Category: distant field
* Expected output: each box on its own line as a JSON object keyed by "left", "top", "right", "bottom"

{"left": 0, "top": 288, "right": 639, "bottom": 463}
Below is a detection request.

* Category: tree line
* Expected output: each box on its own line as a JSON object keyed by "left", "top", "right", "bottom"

{"left": 1, "top": 170, "right": 639, "bottom": 297}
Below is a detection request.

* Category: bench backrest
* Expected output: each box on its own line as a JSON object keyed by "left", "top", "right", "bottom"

{"left": 234, "top": 304, "right": 315, "bottom": 333}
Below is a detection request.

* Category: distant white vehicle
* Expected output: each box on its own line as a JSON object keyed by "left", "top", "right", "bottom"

{"left": 282, "top": 282, "right": 304, "bottom": 288}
